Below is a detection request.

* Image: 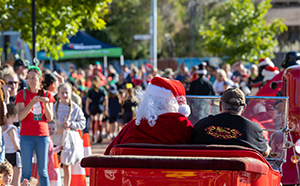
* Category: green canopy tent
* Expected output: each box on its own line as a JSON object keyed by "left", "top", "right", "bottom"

{"left": 37, "top": 31, "right": 123, "bottom": 70}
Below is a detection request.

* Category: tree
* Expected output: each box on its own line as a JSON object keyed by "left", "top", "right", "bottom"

{"left": 0, "top": 0, "right": 110, "bottom": 60}
{"left": 87, "top": 0, "right": 189, "bottom": 59}
{"left": 199, "top": 0, "right": 287, "bottom": 64}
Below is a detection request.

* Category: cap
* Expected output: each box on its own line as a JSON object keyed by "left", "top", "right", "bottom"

{"left": 221, "top": 87, "right": 246, "bottom": 106}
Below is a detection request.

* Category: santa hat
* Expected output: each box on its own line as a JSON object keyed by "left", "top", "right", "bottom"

{"left": 146, "top": 77, "right": 191, "bottom": 117}
{"left": 262, "top": 66, "right": 279, "bottom": 82}
{"left": 196, "top": 62, "right": 207, "bottom": 75}
{"left": 144, "top": 63, "right": 153, "bottom": 71}
{"left": 257, "top": 57, "right": 274, "bottom": 68}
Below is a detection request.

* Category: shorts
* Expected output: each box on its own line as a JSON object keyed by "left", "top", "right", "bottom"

{"left": 90, "top": 108, "right": 103, "bottom": 116}
{"left": 109, "top": 115, "right": 119, "bottom": 123}
{"left": 6, "top": 151, "right": 22, "bottom": 168}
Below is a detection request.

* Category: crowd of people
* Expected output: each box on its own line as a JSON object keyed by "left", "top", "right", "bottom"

{"left": 0, "top": 50, "right": 298, "bottom": 185}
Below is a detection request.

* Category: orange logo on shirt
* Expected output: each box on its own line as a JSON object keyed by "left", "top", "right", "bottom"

{"left": 205, "top": 126, "right": 242, "bottom": 139}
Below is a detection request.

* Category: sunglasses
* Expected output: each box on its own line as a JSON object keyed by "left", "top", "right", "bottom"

{"left": 7, "top": 81, "right": 19, "bottom": 85}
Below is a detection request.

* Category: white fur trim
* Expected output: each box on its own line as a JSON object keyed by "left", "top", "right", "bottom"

{"left": 196, "top": 69, "right": 207, "bottom": 74}
{"left": 178, "top": 104, "right": 191, "bottom": 117}
{"left": 262, "top": 69, "right": 279, "bottom": 82}
{"left": 257, "top": 58, "right": 274, "bottom": 68}
{"left": 146, "top": 83, "right": 174, "bottom": 100}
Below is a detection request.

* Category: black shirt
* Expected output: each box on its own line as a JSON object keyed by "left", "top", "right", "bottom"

{"left": 17, "top": 76, "right": 26, "bottom": 91}
{"left": 187, "top": 77, "right": 215, "bottom": 95}
{"left": 192, "top": 113, "right": 267, "bottom": 154}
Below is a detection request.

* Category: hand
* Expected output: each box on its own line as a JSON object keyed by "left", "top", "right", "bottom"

{"left": 104, "top": 110, "right": 108, "bottom": 117}
{"left": 32, "top": 96, "right": 41, "bottom": 104}
{"left": 86, "top": 110, "right": 90, "bottom": 116}
{"left": 21, "top": 179, "right": 29, "bottom": 186}
{"left": 40, "top": 97, "right": 49, "bottom": 103}
{"left": 63, "top": 121, "right": 70, "bottom": 128}
{"left": 2, "top": 84, "right": 10, "bottom": 97}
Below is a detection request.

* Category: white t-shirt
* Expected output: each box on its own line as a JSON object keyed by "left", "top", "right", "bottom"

{"left": 3, "top": 125, "right": 19, "bottom": 153}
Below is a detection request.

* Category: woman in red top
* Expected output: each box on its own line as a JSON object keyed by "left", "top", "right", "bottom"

{"left": 15, "top": 63, "right": 55, "bottom": 186}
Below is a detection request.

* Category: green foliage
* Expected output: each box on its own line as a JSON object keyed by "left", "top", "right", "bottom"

{"left": 87, "top": 0, "right": 188, "bottom": 59}
{"left": 199, "top": 0, "right": 287, "bottom": 64}
{"left": 0, "top": 0, "right": 110, "bottom": 60}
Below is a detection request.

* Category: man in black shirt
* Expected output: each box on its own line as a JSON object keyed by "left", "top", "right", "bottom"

{"left": 192, "top": 87, "right": 270, "bottom": 157}
{"left": 187, "top": 62, "right": 215, "bottom": 95}
{"left": 13, "top": 59, "right": 27, "bottom": 91}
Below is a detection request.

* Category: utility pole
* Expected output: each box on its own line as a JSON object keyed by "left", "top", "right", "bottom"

{"left": 32, "top": 0, "right": 36, "bottom": 64}
{"left": 150, "top": 0, "right": 157, "bottom": 69}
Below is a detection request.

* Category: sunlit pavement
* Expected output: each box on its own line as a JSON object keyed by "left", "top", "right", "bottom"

{"left": 30, "top": 138, "right": 111, "bottom": 186}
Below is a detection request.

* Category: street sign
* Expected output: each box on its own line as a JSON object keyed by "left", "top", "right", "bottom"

{"left": 134, "top": 34, "right": 152, "bottom": 40}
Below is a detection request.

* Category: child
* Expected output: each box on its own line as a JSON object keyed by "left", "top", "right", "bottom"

{"left": 2, "top": 103, "right": 21, "bottom": 186}
{"left": 31, "top": 120, "right": 62, "bottom": 186}
{"left": 0, "top": 161, "right": 13, "bottom": 186}
{"left": 121, "top": 86, "right": 138, "bottom": 126}
{"left": 52, "top": 83, "right": 86, "bottom": 186}
{"left": 107, "top": 84, "right": 121, "bottom": 139}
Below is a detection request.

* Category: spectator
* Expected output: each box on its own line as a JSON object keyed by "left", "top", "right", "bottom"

{"left": 107, "top": 84, "right": 121, "bottom": 139}
{"left": 163, "top": 68, "right": 175, "bottom": 79}
{"left": 0, "top": 161, "right": 13, "bottom": 186}
{"left": 107, "top": 65, "right": 119, "bottom": 85}
{"left": 175, "top": 64, "right": 189, "bottom": 82}
{"left": 213, "top": 69, "right": 234, "bottom": 95}
{"left": 222, "top": 63, "right": 233, "bottom": 79}
{"left": 208, "top": 66, "right": 218, "bottom": 84}
{"left": 3, "top": 104, "right": 21, "bottom": 186}
{"left": 187, "top": 62, "right": 215, "bottom": 95}
{"left": 121, "top": 85, "right": 137, "bottom": 127}
{"left": 52, "top": 83, "right": 85, "bottom": 186}
{"left": 15, "top": 64, "right": 55, "bottom": 186}
{"left": 13, "top": 59, "right": 28, "bottom": 91}
{"left": 42, "top": 73, "right": 59, "bottom": 101}
{"left": 85, "top": 75, "right": 108, "bottom": 143}
{"left": 2, "top": 73, "right": 19, "bottom": 104}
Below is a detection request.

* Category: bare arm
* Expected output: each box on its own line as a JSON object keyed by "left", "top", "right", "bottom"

{"left": 17, "top": 96, "right": 40, "bottom": 121}
{"left": 104, "top": 96, "right": 109, "bottom": 116}
{"left": 8, "top": 128, "right": 20, "bottom": 151}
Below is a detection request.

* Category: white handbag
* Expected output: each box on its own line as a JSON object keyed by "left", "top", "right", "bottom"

{"left": 60, "top": 130, "right": 84, "bottom": 165}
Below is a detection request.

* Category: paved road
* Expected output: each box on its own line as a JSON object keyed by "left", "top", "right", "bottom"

{"left": 31, "top": 137, "right": 111, "bottom": 186}
{"left": 91, "top": 138, "right": 111, "bottom": 155}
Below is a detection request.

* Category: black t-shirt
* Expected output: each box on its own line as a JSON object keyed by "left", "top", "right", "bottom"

{"left": 17, "top": 76, "right": 26, "bottom": 92}
{"left": 191, "top": 113, "right": 267, "bottom": 154}
{"left": 87, "top": 87, "right": 107, "bottom": 111}
{"left": 123, "top": 98, "right": 137, "bottom": 114}
{"left": 187, "top": 77, "right": 215, "bottom": 95}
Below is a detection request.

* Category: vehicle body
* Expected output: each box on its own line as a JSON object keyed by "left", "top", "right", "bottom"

{"left": 81, "top": 66, "right": 300, "bottom": 186}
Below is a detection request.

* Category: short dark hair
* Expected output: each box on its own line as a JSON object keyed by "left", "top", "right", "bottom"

{"left": 6, "top": 103, "right": 17, "bottom": 119}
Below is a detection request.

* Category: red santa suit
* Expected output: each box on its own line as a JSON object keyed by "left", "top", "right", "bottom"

{"left": 104, "top": 76, "right": 193, "bottom": 155}
{"left": 104, "top": 113, "right": 193, "bottom": 155}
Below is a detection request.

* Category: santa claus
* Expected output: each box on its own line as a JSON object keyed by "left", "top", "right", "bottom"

{"left": 104, "top": 76, "right": 193, "bottom": 155}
